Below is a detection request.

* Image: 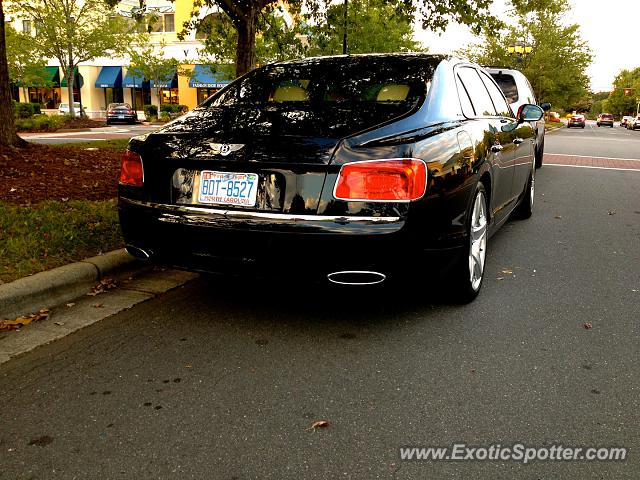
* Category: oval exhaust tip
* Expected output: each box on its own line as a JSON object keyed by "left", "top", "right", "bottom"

{"left": 327, "top": 270, "right": 386, "bottom": 286}
{"left": 126, "top": 245, "right": 151, "bottom": 260}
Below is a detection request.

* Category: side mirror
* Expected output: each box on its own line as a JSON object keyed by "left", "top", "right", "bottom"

{"left": 517, "top": 104, "right": 544, "bottom": 123}
{"left": 540, "top": 102, "right": 551, "bottom": 112}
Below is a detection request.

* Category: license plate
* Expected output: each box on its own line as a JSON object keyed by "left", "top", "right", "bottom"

{"left": 118, "top": 115, "right": 124, "bottom": 119}
{"left": 197, "top": 170, "right": 258, "bottom": 206}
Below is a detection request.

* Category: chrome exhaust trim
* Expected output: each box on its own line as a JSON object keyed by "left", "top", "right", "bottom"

{"left": 327, "top": 270, "right": 386, "bottom": 286}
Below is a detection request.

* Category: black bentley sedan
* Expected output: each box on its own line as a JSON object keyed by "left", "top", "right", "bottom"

{"left": 118, "top": 54, "right": 543, "bottom": 302}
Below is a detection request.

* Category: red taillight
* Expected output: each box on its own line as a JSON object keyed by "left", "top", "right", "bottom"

{"left": 119, "top": 149, "right": 144, "bottom": 186}
{"left": 108, "top": 110, "right": 114, "bottom": 114}
{"left": 333, "top": 159, "right": 427, "bottom": 201}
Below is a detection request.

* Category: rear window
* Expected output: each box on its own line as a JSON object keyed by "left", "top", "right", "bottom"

{"left": 602, "top": 114, "right": 613, "bottom": 119}
{"left": 490, "top": 73, "right": 518, "bottom": 103}
{"left": 206, "top": 56, "right": 437, "bottom": 109}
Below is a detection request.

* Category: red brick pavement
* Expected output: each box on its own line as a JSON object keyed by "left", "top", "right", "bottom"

{"left": 544, "top": 154, "right": 640, "bottom": 170}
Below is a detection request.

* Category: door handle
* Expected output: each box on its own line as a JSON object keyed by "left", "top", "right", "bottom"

{"left": 491, "top": 144, "right": 503, "bottom": 152}
{"left": 513, "top": 138, "right": 524, "bottom": 145}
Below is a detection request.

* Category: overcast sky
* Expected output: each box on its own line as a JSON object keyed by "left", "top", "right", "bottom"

{"left": 413, "top": 0, "right": 640, "bottom": 92}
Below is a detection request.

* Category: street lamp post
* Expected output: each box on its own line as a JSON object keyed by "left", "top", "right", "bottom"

{"left": 507, "top": 42, "right": 533, "bottom": 64}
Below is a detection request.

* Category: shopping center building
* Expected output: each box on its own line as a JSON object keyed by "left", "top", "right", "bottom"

{"left": 9, "top": 0, "right": 259, "bottom": 117}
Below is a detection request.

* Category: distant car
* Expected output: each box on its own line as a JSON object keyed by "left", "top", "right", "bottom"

{"left": 58, "top": 102, "right": 85, "bottom": 117}
{"left": 567, "top": 114, "right": 586, "bottom": 128}
{"left": 485, "top": 67, "right": 550, "bottom": 168}
{"left": 596, "top": 113, "right": 614, "bottom": 127}
{"left": 628, "top": 115, "right": 640, "bottom": 130}
{"left": 106, "top": 103, "right": 137, "bottom": 125}
{"left": 621, "top": 116, "right": 634, "bottom": 128}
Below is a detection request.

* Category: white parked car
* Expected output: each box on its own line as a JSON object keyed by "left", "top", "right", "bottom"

{"left": 58, "top": 102, "right": 85, "bottom": 117}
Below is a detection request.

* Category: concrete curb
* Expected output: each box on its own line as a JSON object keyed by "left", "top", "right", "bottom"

{"left": 0, "top": 249, "right": 141, "bottom": 319}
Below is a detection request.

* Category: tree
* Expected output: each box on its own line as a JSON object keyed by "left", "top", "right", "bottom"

{"left": 10, "top": 0, "right": 131, "bottom": 116}
{"left": 127, "top": 38, "right": 179, "bottom": 113}
{"left": 607, "top": 68, "right": 640, "bottom": 117}
{"left": 461, "top": 0, "right": 592, "bottom": 111}
{"left": 185, "top": 0, "right": 502, "bottom": 77}
{"left": 5, "top": 24, "right": 49, "bottom": 102}
{"left": 191, "top": 8, "right": 305, "bottom": 76}
{"left": 0, "top": 0, "right": 24, "bottom": 146}
{"left": 305, "top": 0, "right": 422, "bottom": 56}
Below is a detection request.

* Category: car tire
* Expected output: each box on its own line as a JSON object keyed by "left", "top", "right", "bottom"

{"left": 514, "top": 161, "right": 535, "bottom": 220}
{"left": 581, "top": 126, "right": 585, "bottom": 129}
{"left": 448, "top": 183, "right": 488, "bottom": 303}
{"left": 534, "top": 137, "right": 544, "bottom": 169}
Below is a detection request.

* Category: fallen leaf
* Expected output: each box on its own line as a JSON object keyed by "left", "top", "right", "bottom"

{"left": 54, "top": 321, "right": 65, "bottom": 326}
{"left": 0, "top": 309, "right": 50, "bottom": 331}
{"left": 87, "top": 278, "right": 118, "bottom": 296}
{"left": 93, "top": 303, "right": 104, "bottom": 308}
{"left": 9, "top": 187, "right": 17, "bottom": 192}
{"left": 607, "top": 211, "right": 616, "bottom": 215}
{"left": 501, "top": 269, "right": 513, "bottom": 275}
{"left": 554, "top": 215, "right": 562, "bottom": 219}
{"left": 583, "top": 322, "right": 593, "bottom": 330}
{"left": 310, "top": 420, "right": 330, "bottom": 430}
{"left": 66, "top": 303, "right": 75, "bottom": 308}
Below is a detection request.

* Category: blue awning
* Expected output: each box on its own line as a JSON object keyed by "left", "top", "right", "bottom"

{"left": 123, "top": 69, "right": 146, "bottom": 88}
{"left": 189, "top": 65, "right": 231, "bottom": 89}
{"left": 150, "top": 71, "right": 178, "bottom": 89}
{"left": 95, "top": 66, "right": 122, "bottom": 88}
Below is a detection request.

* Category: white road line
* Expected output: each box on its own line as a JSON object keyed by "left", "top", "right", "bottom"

{"left": 545, "top": 164, "right": 640, "bottom": 172}
{"left": 545, "top": 153, "right": 640, "bottom": 162}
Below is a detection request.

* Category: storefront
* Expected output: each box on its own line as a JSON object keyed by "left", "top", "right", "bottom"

{"left": 26, "top": 66, "right": 61, "bottom": 108}
{"left": 151, "top": 71, "right": 179, "bottom": 105}
{"left": 95, "top": 66, "right": 124, "bottom": 107}
{"left": 189, "top": 65, "right": 230, "bottom": 105}
{"left": 122, "top": 69, "right": 150, "bottom": 111}
{"left": 60, "top": 67, "right": 84, "bottom": 103}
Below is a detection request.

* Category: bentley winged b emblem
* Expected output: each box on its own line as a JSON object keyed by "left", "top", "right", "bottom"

{"left": 207, "top": 143, "right": 245, "bottom": 156}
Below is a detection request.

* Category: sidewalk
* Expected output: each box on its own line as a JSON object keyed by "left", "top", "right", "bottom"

{"left": 0, "top": 249, "right": 197, "bottom": 365}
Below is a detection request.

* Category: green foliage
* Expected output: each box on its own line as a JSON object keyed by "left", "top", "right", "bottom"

{"left": 127, "top": 38, "right": 179, "bottom": 111}
{"left": 143, "top": 104, "right": 158, "bottom": 118}
{"left": 13, "top": 102, "right": 42, "bottom": 119}
{"left": 9, "top": 0, "right": 132, "bottom": 116}
{"left": 461, "top": 0, "right": 592, "bottom": 111}
{"left": 14, "top": 114, "right": 65, "bottom": 132}
{"left": 159, "top": 104, "right": 188, "bottom": 114}
{"left": 159, "top": 112, "right": 171, "bottom": 122}
{"left": 4, "top": 24, "right": 49, "bottom": 89}
{"left": 304, "top": 0, "right": 422, "bottom": 56}
{"left": 606, "top": 68, "right": 640, "bottom": 116}
{"left": 190, "top": 1, "right": 503, "bottom": 76}
{"left": 0, "top": 199, "right": 122, "bottom": 284}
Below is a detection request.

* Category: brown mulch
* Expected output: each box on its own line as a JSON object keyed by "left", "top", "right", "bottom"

{"left": 60, "top": 118, "right": 107, "bottom": 130}
{"left": 0, "top": 143, "right": 121, "bottom": 205}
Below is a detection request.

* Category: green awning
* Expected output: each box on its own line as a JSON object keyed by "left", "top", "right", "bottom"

{"left": 23, "top": 66, "right": 60, "bottom": 87}
{"left": 61, "top": 67, "right": 84, "bottom": 88}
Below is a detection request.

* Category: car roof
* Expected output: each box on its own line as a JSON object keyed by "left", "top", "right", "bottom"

{"left": 272, "top": 52, "right": 451, "bottom": 68}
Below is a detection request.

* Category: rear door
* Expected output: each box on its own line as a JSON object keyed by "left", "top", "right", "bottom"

{"left": 479, "top": 70, "right": 535, "bottom": 200}
{"left": 456, "top": 66, "right": 517, "bottom": 223}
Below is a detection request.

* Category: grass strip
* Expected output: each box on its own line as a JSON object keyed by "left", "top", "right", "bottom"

{"left": 0, "top": 199, "right": 123, "bottom": 284}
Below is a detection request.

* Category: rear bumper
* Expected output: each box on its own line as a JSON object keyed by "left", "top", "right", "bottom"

{"left": 118, "top": 198, "right": 463, "bottom": 281}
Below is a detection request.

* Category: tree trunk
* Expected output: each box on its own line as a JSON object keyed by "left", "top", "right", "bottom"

{"left": 235, "top": 11, "right": 257, "bottom": 77}
{"left": 0, "top": 0, "right": 25, "bottom": 147}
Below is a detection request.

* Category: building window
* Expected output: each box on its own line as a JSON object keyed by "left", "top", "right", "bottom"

{"left": 22, "top": 20, "right": 31, "bottom": 34}
{"left": 160, "top": 88, "right": 179, "bottom": 104}
{"left": 164, "top": 14, "right": 175, "bottom": 33}
{"left": 197, "top": 88, "right": 219, "bottom": 105}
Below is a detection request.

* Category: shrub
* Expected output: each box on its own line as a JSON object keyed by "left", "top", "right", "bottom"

{"left": 159, "top": 104, "right": 188, "bottom": 114}
{"left": 159, "top": 112, "right": 171, "bottom": 122}
{"left": 13, "top": 102, "right": 42, "bottom": 119}
{"left": 143, "top": 104, "right": 158, "bottom": 118}
{"left": 15, "top": 114, "right": 65, "bottom": 132}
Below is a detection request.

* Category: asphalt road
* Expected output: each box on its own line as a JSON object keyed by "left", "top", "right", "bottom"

{"left": 1, "top": 123, "right": 639, "bottom": 479}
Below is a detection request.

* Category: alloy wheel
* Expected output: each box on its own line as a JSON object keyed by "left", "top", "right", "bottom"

{"left": 468, "top": 191, "right": 487, "bottom": 291}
